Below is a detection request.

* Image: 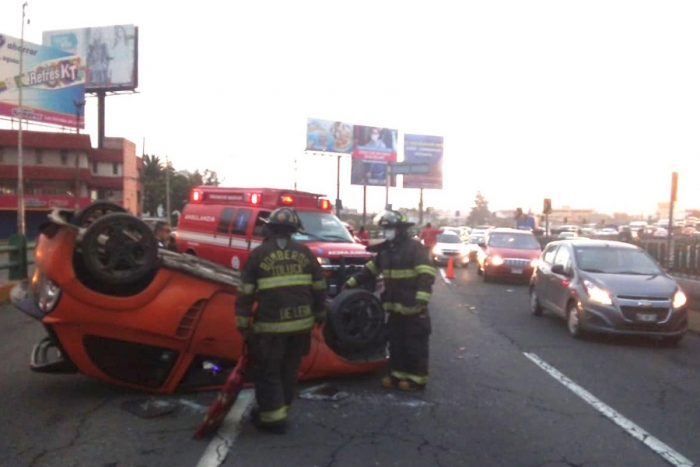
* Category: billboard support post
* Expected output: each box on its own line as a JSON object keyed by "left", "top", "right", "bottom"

{"left": 16, "top": 1, "right": 28, "bottom": 237}
{"left": 419, "top": 188, "right": 424, "bottom": 226}
{"left": 385, "top": 164, "right": 391, "bottom": 208}
{"left": 335, "top": 154, "right": 341, "bottom": 216}
{"left": 362, "top": 184, "right": 367, "bottom": 227}
{"left": 97, "top": 90, "right": 106, "bottom": 148}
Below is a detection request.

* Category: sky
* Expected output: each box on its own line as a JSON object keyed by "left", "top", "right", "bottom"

{"left": 1, "top": 0, "right": 699, "bottom": 217}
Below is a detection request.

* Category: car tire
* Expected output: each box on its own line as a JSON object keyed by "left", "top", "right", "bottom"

{"left": 566, "top": 301, "right": 584, "bottom": 338}
{"left": 80, "top": 213, "right": 159, "bottom": 285}
{"left": 530, "top": 288, "right": 543, "bottom": 316}
{"left": 73, "top": 201, "right": 127, "bottom": 229}
{"left": 661, "top": 334, "right": 684, "bottom": 347}
{"left": 327, "top": 289, "right": 386, "bottom": 351}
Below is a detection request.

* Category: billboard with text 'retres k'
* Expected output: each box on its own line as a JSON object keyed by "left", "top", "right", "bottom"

{"left": 43, "top": 25, "right": 138, "bottom": 92}
{"left": 0, "top": 33, "right": 85, "bottom": 128}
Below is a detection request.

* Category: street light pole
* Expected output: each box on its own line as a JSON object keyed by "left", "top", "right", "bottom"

{"left": 17, "top": 2, "right": 28, "bottom": 236}
{"left": 165, "top": 156, "right": 171, "bottom": 225}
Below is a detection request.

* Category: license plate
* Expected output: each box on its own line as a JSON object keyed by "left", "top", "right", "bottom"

{"left": 637, "top": 313, "right": 658, "bottom": 322}
{"left": 511, "top": 268, "right": 523, "bottom": 274}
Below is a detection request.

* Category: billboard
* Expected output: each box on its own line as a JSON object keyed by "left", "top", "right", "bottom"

{"left": 306, "top": 118, "right": 353, "bottom": 153}
{"left": 0, "top": 33, "right": 85, "bottom": 128}
{"left": 402, "top": 134, "right": 443, "bottom": 189}
{"left": 43, "top": 25, "right": 138, "bottom": 92}
{"left": 350, "top": 125, "right": 397, "bottom": 187}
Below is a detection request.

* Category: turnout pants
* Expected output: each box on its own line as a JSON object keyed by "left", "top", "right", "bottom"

{"left": 387, "top": 312, "right": 431, "bottom": 386}
{"left": 249, "top": 332, "right": 311, "bottom": 425}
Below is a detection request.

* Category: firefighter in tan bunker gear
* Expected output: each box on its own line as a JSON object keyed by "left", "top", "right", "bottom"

{"left": 235, "top": 207, "right": 327, "bottom": 434}
{"left": 345, "top": 210, "right": 436, "bottom": 391}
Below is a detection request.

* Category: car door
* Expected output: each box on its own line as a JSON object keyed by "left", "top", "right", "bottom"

{"left": 549, "top": 244, "right": 574, "bottom": 317}
{"left": 535, "top": 244, "right": 558, "bottom": 310}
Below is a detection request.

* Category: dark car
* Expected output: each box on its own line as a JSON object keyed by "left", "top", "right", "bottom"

{"left": 529, "top": 239, "right": 688, "bottom": 345}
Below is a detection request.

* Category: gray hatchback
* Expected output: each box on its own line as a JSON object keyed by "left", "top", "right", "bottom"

{"left": 529, "top": 239, "right": 688, "bottom": 345}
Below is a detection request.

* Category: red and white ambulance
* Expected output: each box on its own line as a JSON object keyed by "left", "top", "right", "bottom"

{"left": 176, "top": 186, "right": 374, "bottom": 298}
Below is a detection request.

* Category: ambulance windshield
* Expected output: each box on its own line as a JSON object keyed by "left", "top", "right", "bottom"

{"left": 294, "top": 212, "right": 355, "bottom": 243}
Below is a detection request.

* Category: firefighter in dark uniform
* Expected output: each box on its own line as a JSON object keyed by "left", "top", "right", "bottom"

{"left": 344, "top": 210, "right": 436, "bottom": 391}
{"left": 235, "top": 207, "right": 327, "bottom": 434}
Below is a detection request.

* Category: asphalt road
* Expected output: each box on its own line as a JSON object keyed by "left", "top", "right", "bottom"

{"left": 1, "top": 265, "right": 700, "bottom": 467}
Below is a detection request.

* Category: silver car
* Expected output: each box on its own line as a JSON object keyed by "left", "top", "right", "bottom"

{"left": 529, "top": 239, "right": 688, "bottom": 345}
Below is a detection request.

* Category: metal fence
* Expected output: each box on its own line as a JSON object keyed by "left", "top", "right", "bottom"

{"left": 0, "top": 234, "right": 36, "bottom": 281}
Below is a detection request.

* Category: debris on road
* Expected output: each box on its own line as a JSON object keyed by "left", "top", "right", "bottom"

{"left": 299, "top": 384, "right": 349, "bottom": 402}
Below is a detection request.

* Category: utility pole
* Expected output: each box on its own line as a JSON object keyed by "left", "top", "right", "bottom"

{"left": 16, "top": 2, "right": 29, "bottom": 236}
{"left": 667, "top": 172, "right": 678, "bottom": 268}
{"left": 335, "top": 154, "right": 341, "bottom": 216}
{"left": 418, "top": 188, "right": 424, "bottom": 225}
{"left": 165, "top": 156, "right": 171, "bottom": 225}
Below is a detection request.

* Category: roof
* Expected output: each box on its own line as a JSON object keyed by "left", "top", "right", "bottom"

{"left": 552, "top": 239, "right": 638, "bottom": 249}
{"left": 0, "top": 129, "right": 92, "bottom": 150}
{"left": 489, "top": 228, "right": 534, "bottom": 234}
{"left": 195, "top": 186, "right": 326, "bottom": 198}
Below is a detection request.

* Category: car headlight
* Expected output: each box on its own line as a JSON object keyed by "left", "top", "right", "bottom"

{"left": 432, "top": 246, "right": 443, "bottom": 255}
{"left": 317, "top": 257, "right": 330, "bottom": 265}
{"left": 583, "top": 280, "right": 612, "bottom": 305}
{"left": 531, "top": 259, "right": 539, "bottom": 268}
{"left": 673, "top": 290, "right": 687, "bottom": 309}
{"left": 37, "top": 278, "right": 61, "bottom": 313}
{"left": 490, "top": 255, "right": 504, "bottom": 266}
{"left": 459, "top": 245, "right": 470, "bottom": 255}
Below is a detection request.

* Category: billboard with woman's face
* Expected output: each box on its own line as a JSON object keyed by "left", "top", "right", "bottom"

{"left": 43, "top": 25, "right": 138, "bottom": 92}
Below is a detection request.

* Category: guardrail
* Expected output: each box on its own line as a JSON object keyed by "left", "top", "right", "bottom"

{"left": 0, "top": 234, "right": 36, "bottom": 281}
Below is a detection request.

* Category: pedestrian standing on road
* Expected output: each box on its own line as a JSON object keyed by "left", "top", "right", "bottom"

{"left": 154, "top": 221, "right": 178, "bottom": 252}
{"left": 344, "top": 210, "right": 436, "bottom": 391}
{"left": 420, "top": 222, "right": 442, "bottom": 250}
{"left": 235, "top": 208, "right": 327, "bottom": 434}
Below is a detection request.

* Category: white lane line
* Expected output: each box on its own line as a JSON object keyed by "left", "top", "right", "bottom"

{"left": 524, "top": 352, "right": 694, "bottom": 467}
{"left": 196, "top": 389, "right": 255, "bottom": 467}
{"left": 439, "top": 268, "right": 451, "bottom": 284}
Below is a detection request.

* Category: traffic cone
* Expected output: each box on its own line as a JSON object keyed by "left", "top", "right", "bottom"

{"left": 446, "top": 256, "right": 455, "bottom": 279}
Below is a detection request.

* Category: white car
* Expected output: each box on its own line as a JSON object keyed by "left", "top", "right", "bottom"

{"left": 431, "top": 232, "right": 470, "bottom": 267}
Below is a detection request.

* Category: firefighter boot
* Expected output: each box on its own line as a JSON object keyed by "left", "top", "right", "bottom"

{"left": 381, "top": 375, "right": 400, "bottom": 389}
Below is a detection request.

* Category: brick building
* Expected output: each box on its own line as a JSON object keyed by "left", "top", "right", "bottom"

{"left": 0, "top": 129, "right": 142, "bottom": 238}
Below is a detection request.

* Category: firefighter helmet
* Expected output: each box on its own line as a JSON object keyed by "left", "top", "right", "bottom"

{"left": 373, "top": 209, "right": 415, "bottom": 228}
{"left": 263, "top": 207, "right": 303, "bottom": 232}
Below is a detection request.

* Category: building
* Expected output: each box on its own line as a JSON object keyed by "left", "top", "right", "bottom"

{"left": 0, "top": 129, "right": 142, "bottom": 238}
{"left": 547, "top": 205, "right": 596, "bottom": 224}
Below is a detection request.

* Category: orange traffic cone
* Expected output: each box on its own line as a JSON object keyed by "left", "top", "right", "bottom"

{"left": 446, "top": 256, "right": 455, "bottom": 279}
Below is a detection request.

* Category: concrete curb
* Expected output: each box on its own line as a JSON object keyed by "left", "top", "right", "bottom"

{"left": 0, "top": 281, "right": 17, "bottom": 304}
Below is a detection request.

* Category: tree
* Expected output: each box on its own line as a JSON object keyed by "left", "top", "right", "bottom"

{"left": 467, "top": 191, "right": 490, "bottom": 226}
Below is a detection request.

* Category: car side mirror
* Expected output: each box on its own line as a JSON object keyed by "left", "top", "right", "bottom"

{"left": 551, "top": 264, "right": 571, "bottom": 276}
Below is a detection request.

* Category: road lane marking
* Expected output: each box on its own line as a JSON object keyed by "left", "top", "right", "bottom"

{"left": 196, "top": 389, "right": 254, "bottom": 467}
{"left": 439, "top": 268, "right": 451, "bottom": 284}
{"left": 523, "top": 352, "right": 694, "bottom": 467}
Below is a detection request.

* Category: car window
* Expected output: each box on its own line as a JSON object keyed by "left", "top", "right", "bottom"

{"left": 488, "top": 233, "right": 540, "bottom": 249}
{"left": 232, "top": 209, "right": 252, "bottom": 236}
{"left": 217, "top": 208, "right": 235, "bottom": 234}
{"left": 253, "top": 211, "right": 272, "bottom": 238}
{"left": 542, "top": 244, "right": 557, "bottom": 264}
{"left": 437, "top": 234, "right": 461, "bottom": 244}
{"left": 553, "top": 246, "right": 572, "bottom": 268}
{"left": 574, "top": 246, "right": 662, "bottom": 275}
{"left": 293, "top": 211, "right": 354, "bottom": 243}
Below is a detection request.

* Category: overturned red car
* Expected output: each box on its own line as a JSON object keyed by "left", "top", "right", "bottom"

{"left": 10, "top": 202, "right": 387, "bottom": 394}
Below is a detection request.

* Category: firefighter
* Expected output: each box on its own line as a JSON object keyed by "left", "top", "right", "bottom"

{"left": 235, "top": 207, "right": 327, "bottom": 434}
{"left": 344, "top": 210, "right": 436, "bottom": 391}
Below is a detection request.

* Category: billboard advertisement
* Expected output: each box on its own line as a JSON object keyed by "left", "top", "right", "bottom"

{"left": 43, "top": 25, "right": 138, "bottom": 91}
{"left": 402, "top": 134, "right": 443, "bottom": 189}
{"left": 350, "top": 125, "right": 398, "bottom": 187}
{"left": 306, "top": 118, "right": 353, "bottom": 154}
{"left": 0, "top": 33, "right": 85, "bottom": 128}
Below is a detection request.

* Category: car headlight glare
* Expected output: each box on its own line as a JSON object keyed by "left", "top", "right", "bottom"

{"left": 531, "top": 259, "right": 539, "bottom": 268}
{"left": 317, "top": 257, "right": 330, "bottom": 265}
{"left": 432, "top": 246, "right": 443, "bottom": 255}
{"left": 491, "top": 255, "right": 504, "bottom": 266}
{"left": 673, "top": 290, "right": 687, "bottom": 309}
{"left": 584, "top": 280, "right": 612, "bottom": 305}
{"left": 38, "top": 279, "right": 61, "bottom": 313}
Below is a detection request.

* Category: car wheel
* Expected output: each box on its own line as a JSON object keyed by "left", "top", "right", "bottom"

{"left": 327, "top": 289, "right": 385, "bottom": 350}
{"left": 661, "top": 334, "right": 684, "bottom": 347}
{"left": 80, "top": 213, "right": 159, "bottom": 285}
{"left": 530, "top": 289, "right": 543, "bottom": 316}
{"left": 566, "top": 301, "right": 584, "bottom": 338}
{"left": 73, "top": 202, "right": 127, "bottom": 229}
